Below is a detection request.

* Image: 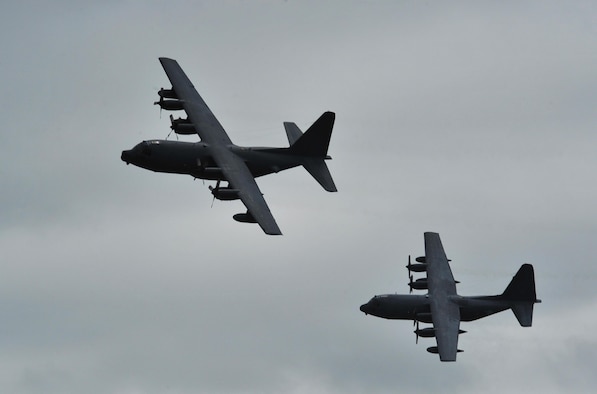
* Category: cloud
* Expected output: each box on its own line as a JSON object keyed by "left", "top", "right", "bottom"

{"left": 0, "top": 1, "right": 596, "bottom": 393}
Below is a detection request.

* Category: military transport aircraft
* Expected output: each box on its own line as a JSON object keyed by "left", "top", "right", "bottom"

{"left": 121, "top": 57, "right": 337, "bottom": 235}
{"left": 360, "top": 232, "right": 541, "bottom": 361}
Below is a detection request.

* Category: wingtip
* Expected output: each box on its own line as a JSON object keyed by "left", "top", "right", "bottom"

{"left": 323, "top": 111, "right": 336, "bottom": 120}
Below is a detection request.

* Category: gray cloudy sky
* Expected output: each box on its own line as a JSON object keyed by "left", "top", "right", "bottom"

{"left": 1, "top": 1, "right": 596, "bottom": 393}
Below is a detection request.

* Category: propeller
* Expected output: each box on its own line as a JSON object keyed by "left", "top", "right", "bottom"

{"left": 407, "top": 255, "right": 413, "bottom": 293}
{"left": 209, "top": 180, "right": 220, "bottom": 208}
{"left": 154, "top": 96, "right": 163, "bottom": 118}
{"left": 165, "top": 115, "right": 179, "bottom": 140}
{"left": 414, "top": 321, "right": 420, "bottom": 344}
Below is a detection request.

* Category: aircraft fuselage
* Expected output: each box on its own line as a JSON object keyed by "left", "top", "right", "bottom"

{"left": 121, "top": 139, "right": 305, "bottom": 180}
{"left": 360, "top": 293, "right": 511, "bottom": 322}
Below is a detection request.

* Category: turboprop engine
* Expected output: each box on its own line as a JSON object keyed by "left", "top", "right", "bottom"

{"left": 406, "top": 256, "right": 427, "bottom": 274}
{"left": 157, "top": 87, "right": 178, "bottom": 99}
{"left": 169, "top": 115, "right": 196, "bottom": 135}
{"left": 408, "top": 277, "right": 428, "bottom": 291}
{"left": 154, "top": 97, "right": 184, "bottom": 111}
{"left": 209, "top": 182, "right": 240, "bottom": 201}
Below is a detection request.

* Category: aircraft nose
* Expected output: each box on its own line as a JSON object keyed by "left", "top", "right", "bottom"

{"left": 121, "top": 150, "right": 130, "bottom": 163}
{"left": 360, "top": 303, "right": 369, "bottom": 314}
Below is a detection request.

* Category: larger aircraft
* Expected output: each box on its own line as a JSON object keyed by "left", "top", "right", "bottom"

{"left": 360, "top": 232, "right": 541, "bottom": 361}
{"left": 121, "top": 58, "right": 337, "bottom": 235}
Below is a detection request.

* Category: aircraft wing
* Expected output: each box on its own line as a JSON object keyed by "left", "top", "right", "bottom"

{"left": 158, "top": 57, "right": 232, "bottom": 145}
{"left": 211, "top": 145, "right": 282, "bottom": 235}
{"left": 424, "top": 232, "right": 461, "bottom": 361}
{"left": 158, "top": 57, "right": 282, "bottom": 235}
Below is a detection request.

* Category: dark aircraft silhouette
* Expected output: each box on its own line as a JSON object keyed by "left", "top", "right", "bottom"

{"left": 121, "top": 58, "right": 337, "bottom": 235}
{"left": 360, "top": 232, "right": 541, "bottom": 361}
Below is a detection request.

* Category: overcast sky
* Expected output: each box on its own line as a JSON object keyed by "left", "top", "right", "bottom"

{"left": 1, "top": 1, "right": 596, "bottom": 393}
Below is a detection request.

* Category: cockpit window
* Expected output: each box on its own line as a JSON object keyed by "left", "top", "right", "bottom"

{"left": 370, "top": 297, "right": 381, "bottom": 307}
{"left": 141, "top": 141, "right": 152, "bottom": 156}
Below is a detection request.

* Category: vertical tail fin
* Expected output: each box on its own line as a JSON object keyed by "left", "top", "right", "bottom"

{"left": 288, "top": 112, "right": 335, "bottom": 157}
{"left": 501, "top": 264, "right": 541, "bottom": 327}
{"left": 286, "top": 112, "right": 337, "bottom": 192}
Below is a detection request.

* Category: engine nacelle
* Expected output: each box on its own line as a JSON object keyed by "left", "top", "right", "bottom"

{"left": 415, "top": 327, "right": 436, "bottom": 338}
{"left": 170, "top": 116, "right": 195, "bottom": 135}
{"left": 158, "top": 88, "right": 178, "bottom": 99}
{"left": 233, "top": 212, "right": 257, "bottom": 223}
{"left": 210, "top": 186, "right": 240, "bottom": 201}
{"left": 154, "top": 98, "right": 184, "bottom": 111}
{"left": 408, "top": 263, "right": 427, "bottom": 273}
{"left": 409, "top": 278, "right": 428, "bottom": 290}
{"left": 415, "top": 256, "right": 426, "bottom": 263}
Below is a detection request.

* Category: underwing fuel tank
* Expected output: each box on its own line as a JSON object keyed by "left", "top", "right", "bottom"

{"left": 416, "top": 328, "right": 466, "bottom": 338}
{"left": 427, "top": 346, "right": 463, "bottom": 354}
{"left": 233, "top": 212, "right": 257, "bottom": 223}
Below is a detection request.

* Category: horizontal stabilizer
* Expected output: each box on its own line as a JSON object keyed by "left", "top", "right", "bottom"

{"left": 511, "top": 302, "right": 534, "bottom": 327}
{"left": 302, "top": 158, "right": 337, "bottom": 192}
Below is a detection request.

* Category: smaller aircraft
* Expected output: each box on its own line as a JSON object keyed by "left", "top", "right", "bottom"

{"left": 360, "top": 232, "right": 541, "bottom": 361}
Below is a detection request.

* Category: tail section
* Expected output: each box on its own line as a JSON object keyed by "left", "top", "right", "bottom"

{"left": 288, "top": 111, "right": 335, "bottom": 158}
{"left": 286, "top": 112, "right": 337, "bottom": 192}
{"left": 501, "top": 264, "right": 541, "bottom": 327}
{"left": 302, "top": 158, "right": 337, "bottom": 192}
{"left": 284, "top": 122, "right": 303, "bottom": 145}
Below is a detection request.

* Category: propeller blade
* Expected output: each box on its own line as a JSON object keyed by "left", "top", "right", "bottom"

{"left": 415, "top": 321, "right": 420, "bottom": 344}
{"left": 210, "top": 180, "right": 221, "bottom": 208}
